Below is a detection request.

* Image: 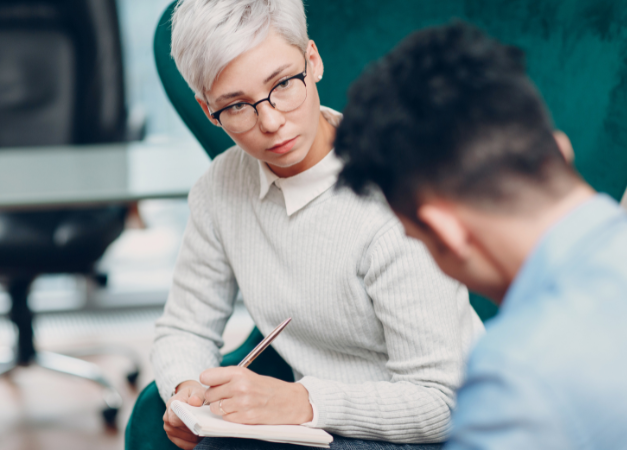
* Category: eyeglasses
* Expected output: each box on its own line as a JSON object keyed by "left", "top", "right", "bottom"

{"left": 209, "top": 56, "right": 308, "bottom": 134}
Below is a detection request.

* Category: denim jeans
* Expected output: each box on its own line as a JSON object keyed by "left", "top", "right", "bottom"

{"left": 194, "top": 435, "right": 443, "bottom": 450}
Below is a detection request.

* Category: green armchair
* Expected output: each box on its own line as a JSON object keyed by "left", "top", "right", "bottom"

{"left": 125, "top": 328, "right": 294, "bottom": 450}
{"left": 126, "top": 1, "right": 627, "bottom": 448}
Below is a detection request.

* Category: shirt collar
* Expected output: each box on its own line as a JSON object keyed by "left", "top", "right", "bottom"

{"left": 501, "top": 193, "right": 625, "bottom": 314}
{"left": 257, "top": 106, "right": 344, "bottom": 216}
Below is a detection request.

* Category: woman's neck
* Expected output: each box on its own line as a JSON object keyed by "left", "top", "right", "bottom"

{"left": 268, "top": 111, "right": 336, "bottom": 178}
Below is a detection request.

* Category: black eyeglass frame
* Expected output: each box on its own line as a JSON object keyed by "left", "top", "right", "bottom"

{"left": 209, "top": 55, "right": 308, "bottom": 127}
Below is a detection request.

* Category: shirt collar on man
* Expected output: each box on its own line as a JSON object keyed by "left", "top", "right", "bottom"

{"left": 257, "top": 106, "right": 344, "bottom": 216}
{"left": 501, "top": 193, "right": 624, "bottom": 315}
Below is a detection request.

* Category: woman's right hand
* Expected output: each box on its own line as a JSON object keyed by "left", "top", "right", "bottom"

{"left": 163, "top": 380, "right": 207, "bottom": 449}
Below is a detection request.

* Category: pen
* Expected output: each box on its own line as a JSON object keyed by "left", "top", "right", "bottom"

{"left": 237, "top": 317, "right": 292, "bottom": 368}
{"left": 202, "top": 317, "right": 292, "bottom": 406}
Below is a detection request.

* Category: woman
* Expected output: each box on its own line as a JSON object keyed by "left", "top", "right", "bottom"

{"left": 154, "top": 1, "right": 484, "bottom": 449}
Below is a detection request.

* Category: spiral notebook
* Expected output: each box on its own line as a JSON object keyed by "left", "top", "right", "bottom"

{"left": 171, "top": 400, "right": 333, "bottom": 448}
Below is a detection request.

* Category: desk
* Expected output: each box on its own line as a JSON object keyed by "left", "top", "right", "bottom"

{"left": 0, "top": 139, "right": 210, "bottom": 210}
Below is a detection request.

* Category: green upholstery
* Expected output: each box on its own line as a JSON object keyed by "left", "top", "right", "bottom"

{"left": 152, "top": 0, "right": 627, "bottom": 324}
{"left": 154, "top": 1, "right": 232, "bottom": 160}
{"left": 125, "top": 382, "right": 178, "bottom": 450}
{"left": 469, "top": 293, "right": 499, "bottom": 322}
{"left": 127, "top": 1, "right": 627, "bottom": 447}
{"left": 125, "top": 327, "right": 293, "bottom": 450}
{"left": 155, "top": 0, "right": 627, "bottom": 201}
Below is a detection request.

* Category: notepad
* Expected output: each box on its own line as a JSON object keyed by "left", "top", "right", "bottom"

{"left": 171, "top": 400, "right": 333, "bottom": 448}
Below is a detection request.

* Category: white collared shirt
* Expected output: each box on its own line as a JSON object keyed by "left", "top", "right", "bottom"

{"left": 257, "top": 106, "right": 342, "bottom": 426}
{"left": 257, "top": 106, "right": 344, "bottom": 216}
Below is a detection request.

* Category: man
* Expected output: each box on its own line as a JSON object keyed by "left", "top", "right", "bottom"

{"left": 335, "top": 21, "right": 627, "bottom": 449}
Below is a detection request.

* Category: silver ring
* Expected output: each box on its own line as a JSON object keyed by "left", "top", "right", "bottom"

{"left": 219, "top": 399, "right": 226, "bottom": 415}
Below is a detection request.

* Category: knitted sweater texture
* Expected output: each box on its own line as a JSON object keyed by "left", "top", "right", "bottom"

{"left": 152, "top": 146, "right": 484, "bottom": 443}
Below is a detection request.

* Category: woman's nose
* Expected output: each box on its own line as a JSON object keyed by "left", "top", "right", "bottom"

{"left": 257, "top": 102, "right": 285, "bottom": 133}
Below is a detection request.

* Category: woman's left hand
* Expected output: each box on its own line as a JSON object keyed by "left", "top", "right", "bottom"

{"left": 199, "top": 366, "right": 314, "bottom": 425}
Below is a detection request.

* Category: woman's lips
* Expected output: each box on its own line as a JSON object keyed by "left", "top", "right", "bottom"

{"left": 267, "top": 137, "right": 298, "bottom": 154}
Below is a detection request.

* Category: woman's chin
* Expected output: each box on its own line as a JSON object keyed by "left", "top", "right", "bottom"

{"left": 267, "top": 147, "right": 308, "bottom": 169}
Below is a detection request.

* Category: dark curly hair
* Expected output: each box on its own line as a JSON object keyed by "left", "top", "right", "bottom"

{"left": 335, "top": 21, "right": 576, "bottom": 214}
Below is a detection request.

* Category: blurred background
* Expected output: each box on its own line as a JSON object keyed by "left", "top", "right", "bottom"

{"left": 1, "top": 0, "right": 627, "bottom": 449}
{"left": 0, "top": 1, "right": 253, "bottom": 449}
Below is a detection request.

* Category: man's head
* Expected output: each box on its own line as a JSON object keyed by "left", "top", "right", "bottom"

{"left": 335, "top": 22, "right": 586, "bottom": 300}
{"left": 172, "top": 0, "right": 326, "bottom": 174}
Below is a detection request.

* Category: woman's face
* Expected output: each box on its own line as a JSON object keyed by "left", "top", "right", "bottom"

{"left": 198, "top": 30, "right": 324, "bottom": 172}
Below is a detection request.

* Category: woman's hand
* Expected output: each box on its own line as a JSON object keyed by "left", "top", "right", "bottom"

{"left": 163, "top": 380, "right": 206, "bottom": 449}
{"left": 200, "top": 366, "right": 313, "bottom": 425}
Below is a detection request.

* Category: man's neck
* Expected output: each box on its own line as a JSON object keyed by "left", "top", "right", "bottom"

{"left": 473, "top": 183, "right": 596, "bottom": 303}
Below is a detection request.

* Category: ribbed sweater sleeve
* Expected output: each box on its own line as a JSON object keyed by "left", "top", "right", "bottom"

{"left": 151, "top": 147, "right": 483, "bottom": 442}
{"left": 151, "top": 171, "right": 238, "bottom": 402}
{"left": 298, "top": 222, "right": 466, "bottom": 443}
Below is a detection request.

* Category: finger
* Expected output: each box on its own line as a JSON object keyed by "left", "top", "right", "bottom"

{"left": 165, "top": 407, "right": 186, "bottom": 428}
{"left": 209, "top": 398, "right": 234, "bottom": 416}
{"left": 168, "top": 435, "right": 200, "bottom": 450}
{"left": 203, "top": 383, "right": 232, "bottom": 404}
{"left": 169, "top": 385, "right": 207, "bottom": 410}
{"left": 164, "top": 424, "right": 195, "bottom": 440}
{"left": 164, "top": 423, "right": 200, "bottom": 450}
{"left": 222, "top": 410, "right": 256, "bottom": 425}
{"left": 164, "top": 422, "right": 199, "bottom": 441}
{"left": 165, "top": 385, "right": 208, "bottom": 426}
{"left": 187, "top": 386, "right": 207, "bottom": 407}
{"left": 200, "top": 366, "right": 244, "bottom": 387}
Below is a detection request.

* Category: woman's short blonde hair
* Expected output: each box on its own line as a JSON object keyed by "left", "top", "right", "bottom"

{"left": 171, "top": 0, "right": 309, "bottom": 97}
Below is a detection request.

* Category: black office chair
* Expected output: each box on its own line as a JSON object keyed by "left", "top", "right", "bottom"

{"left": 0, "top": 0, "right": 144, "bottom": 426}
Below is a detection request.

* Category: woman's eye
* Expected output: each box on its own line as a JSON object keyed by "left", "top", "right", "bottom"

{"left": 275, "top": 79, "right": 291, "bottom": 89}
{"left": 224, "top": 103, "right": 247, "bottom": 115}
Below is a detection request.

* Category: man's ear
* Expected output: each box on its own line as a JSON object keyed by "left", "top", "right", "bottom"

{"left": 196, "top": 96, "right": 221, "bottom": 127}
{"left": 417, "top": 203, "right": 471, "bottom": 260}
{"left": 553, "top": 130, "right": 574, "bottom": 163}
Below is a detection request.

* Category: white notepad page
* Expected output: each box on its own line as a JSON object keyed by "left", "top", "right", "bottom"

{"left": 171, "top": 400, "right": 333, "bottom": 448}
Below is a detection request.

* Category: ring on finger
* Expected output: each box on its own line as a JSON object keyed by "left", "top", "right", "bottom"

{"left": 219, "top": 399, "right": 226, "bottom": 415}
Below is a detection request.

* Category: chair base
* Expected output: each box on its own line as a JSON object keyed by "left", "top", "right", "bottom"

{"left": 0, "top": 347, "right": 133, "bottom": 427}
{"left": 1, "top": 276, "right": 143, "bottom": 428}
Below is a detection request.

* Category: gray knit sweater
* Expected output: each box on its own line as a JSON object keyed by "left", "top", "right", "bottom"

{"left": 152, "top": 145, "right": 484, "bottom": 443}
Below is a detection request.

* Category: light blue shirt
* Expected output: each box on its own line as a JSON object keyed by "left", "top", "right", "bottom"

{"left": 445, "top": 194, "right": 627, "bottom": 450}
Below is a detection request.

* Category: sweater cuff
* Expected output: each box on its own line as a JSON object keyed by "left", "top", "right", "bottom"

{"left": 297, "top": 376, "right": 340, "bottom": 429}
{"left": 296, "top": 380, "right": 320, "bottom": 428}
{"left": 156, "top": 367, "right": 206, "bottom": 403}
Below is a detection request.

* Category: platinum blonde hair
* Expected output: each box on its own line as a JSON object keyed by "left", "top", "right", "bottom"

{"left": 171, "top": 0, "right": 309, "bottom": 97}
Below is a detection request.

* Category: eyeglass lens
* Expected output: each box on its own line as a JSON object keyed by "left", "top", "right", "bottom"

{"left": 219, "top": 77, "right": 307, "bottom": 134}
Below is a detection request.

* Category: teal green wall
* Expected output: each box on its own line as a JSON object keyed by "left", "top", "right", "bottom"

{"left": 308, "top": 0, "right": 627, "bottom": 200}
{"left": 155, "top": 0, "right": 627, "bottom": 323}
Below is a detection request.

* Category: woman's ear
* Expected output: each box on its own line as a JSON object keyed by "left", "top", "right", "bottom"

{"left": 417, "top": 203, "right": 472, "bottom": 261}
{"left": 196, "top": 96, "right": 221, "bottom": 127}
{"left": 553, "top": 130, "right": 574, "bottom": 163}
{"left": 306, "top": 40, "right": 324, "bottom": 82}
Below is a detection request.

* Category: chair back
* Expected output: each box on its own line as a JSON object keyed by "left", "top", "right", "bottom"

{"left": 154, "top": 2, "right": 233, "bottom": 159}
{"left": 0, "top": 0, "right": 128, "bottom": 147}
{"left": 0, "top": 0, "right": 130, "bottom": 275}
